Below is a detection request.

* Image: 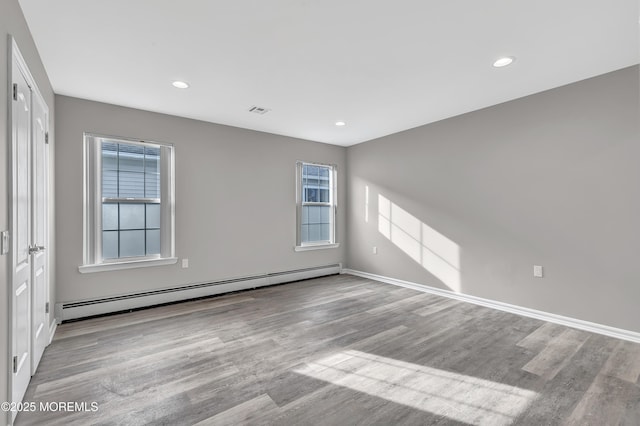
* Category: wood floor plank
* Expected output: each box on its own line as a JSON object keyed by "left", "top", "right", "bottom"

{"left": 411, "top": 296, "right": 460, "bottom": 317}
{"left": 15, "top": 274, "right": 640, "bottom": 426}
{"left": 516, "top": 322, "right": 566, "bottom": 351}
{"left": 521, "top": 328, "right": 589, "bottom": 380}
{"left": 194, "top": 394, "right": 282, "bottom": 426}
{"left": 33, "top": 335, "right": 227, "bottom": 399}
{"left": 514, "top": 333, "right": 619, "bottom": 425}
{"left": 564, "top": 374, "right": 639, "bottom": 426}
{"left": 365, "top": 293, "right": 435, "bottom": 315}
{"left": 601, "top": 340, "right": 640, "bottom": 383}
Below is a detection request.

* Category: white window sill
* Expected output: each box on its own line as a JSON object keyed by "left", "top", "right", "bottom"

{"left": 294, "top": 243, "right": 340, "bottom": 252}
{"left": 78, "top": 257, "right": 178, "bottom": 274}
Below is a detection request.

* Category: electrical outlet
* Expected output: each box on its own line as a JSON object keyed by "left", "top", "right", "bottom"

{"left": 182, "top": 258, "right": 189, "bottom": 268}
{"left": 372, "top": 246, "right": 377, "bottom": 255}
{"left": 533, "top": 265, "right": 543, "bottom": 278}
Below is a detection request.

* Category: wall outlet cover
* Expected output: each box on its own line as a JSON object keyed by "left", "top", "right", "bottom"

{"left": 533, "top": 265, "right": 543, "bottom": 278}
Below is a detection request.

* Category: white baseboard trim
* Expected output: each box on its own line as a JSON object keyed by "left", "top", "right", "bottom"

{"left": 48, "top": 320, "right": 57, "bottom": 344}
{"left": 342, "top": 268, "right": 640, "bottom": 344}
{"left": 59, "top": 264, "right": 342, "bottom": 321}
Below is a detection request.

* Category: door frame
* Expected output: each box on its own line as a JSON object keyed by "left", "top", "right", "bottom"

{"left": 6, "top": 35, "right": 51, "bottom": 424}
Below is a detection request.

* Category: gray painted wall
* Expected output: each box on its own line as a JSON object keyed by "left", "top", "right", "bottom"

{"left": 1, "top": 0, "right": 55, "bottom": 418}
{"left": 55, "top": 96, "right": 346, "bottom": 303}
{"left": 346, "top": 65, "right": 640, "bottom": 333}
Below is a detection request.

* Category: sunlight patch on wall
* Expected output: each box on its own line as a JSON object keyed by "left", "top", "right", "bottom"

{"left": 378, "top": 194, "right": 461, "bottom": 292}
{"left": 365, "top": 185, "right": 369, "bottom": 223}
{"left": 295, "top": 350, "right": 538, "bottom": 426}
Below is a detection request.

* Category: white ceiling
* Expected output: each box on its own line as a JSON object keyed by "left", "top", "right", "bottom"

{"left": 19, "top": 0, "right": 639, "bottom": 146}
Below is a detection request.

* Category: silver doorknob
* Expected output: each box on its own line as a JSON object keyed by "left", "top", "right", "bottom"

{"left": 28, "top": 245, "right": 45, "bottom": 255}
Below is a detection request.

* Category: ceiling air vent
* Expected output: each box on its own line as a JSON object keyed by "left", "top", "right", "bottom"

{"left": 248, "top": 106, "right": 270, "bottom": 115}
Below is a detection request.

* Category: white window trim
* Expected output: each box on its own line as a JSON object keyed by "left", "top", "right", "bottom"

{"left": 81, "top": 133, "right": 176, "bottom": 273}
{"left": 79, "top": 257, "right": 177, "bottom": 274}
{"left": 294, "top": 243, "right": 340, "bottom": 252}
{"left": 295, "top": 161, "right": 338, "bottom": 250}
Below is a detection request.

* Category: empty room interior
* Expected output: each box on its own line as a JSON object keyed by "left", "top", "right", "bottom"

{"left": 1, "top": 0, "right": 640, "bottom": 425}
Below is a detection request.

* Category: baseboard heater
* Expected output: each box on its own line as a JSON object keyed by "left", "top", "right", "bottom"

{"left": 57, "top": 264, "right": 341, "bottom": 321}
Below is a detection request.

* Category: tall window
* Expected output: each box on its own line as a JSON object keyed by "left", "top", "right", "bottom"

{"left": 296, "top": 161, "right": 338, "bottom": 249}
{"left": 81, "top": 134, "right": 175, "bottom": 272}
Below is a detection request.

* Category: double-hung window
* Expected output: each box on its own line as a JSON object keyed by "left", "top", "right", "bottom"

{"left": 81, "top": 134, "right": 176, "bottom": 272}
{"left": 295, "top": 161, "right": 338, "bottom": 250}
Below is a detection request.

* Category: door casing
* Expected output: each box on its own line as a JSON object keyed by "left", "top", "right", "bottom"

{"left": 7, "top": 36, "right": 52, "bottom": 425}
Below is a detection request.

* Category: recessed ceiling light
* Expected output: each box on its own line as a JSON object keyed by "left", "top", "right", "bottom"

{"left": 335, "top": 121, "right": 346, "bottom": 127}
{"left": 493, "top": 57, "right": 515, "bottom": 68}
{"left": 172, "top": 81, "right": 190, "bottom": 89}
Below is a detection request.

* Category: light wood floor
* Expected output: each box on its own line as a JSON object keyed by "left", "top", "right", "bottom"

{"left": 16, "top": 274, "right": 640, "bottom": 425}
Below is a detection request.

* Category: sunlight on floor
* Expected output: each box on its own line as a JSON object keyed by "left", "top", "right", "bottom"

{"left": 378, "top": 194, "right": 461, "bottom": 291}
{"left": 295, "top": 350, "right": 538, "bottom": 426}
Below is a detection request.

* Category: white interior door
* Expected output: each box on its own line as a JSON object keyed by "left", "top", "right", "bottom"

{"left": 30, "top": 91, "right": 49, "bottom": 373}
{"left": 11, "top": 58, "right": 32, "bottom": 415}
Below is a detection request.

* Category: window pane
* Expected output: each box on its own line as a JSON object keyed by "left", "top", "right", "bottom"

{"left": 308, "top": 205, "right": 321, "bottom": 224}
{"left": 320, "top": 224, "right": 331, "bottom": 241}
{"left": 102, "top": 142, "right": 118, "bottom": 169}
{"left": 320, "top": 205, "right": 331, "bottom": 223}
{"left": 102, "top": 204, "right": 118, "bottom": 230}
{"left": 145, "top": 147, "right": 160, "bottom": 198}
{"left": 118, "top": 171, "right": 145, "bottom": 198}
{"left": 303, "top": 159, "right": 323, "bottom": 201}
{"left": 146, "top": 204, "right": 160, "bottom": 229}
{"left": 305, "top": 188, "right": 318, "bottom": 202}
{"left": 120, "top": 230, "right": 145, "bottom": 257}
{"left": 120, "top": 204, "right": 145, "bottom": 229}
{"left": 318, "top": 166, "right": 330, "bottom": 203}
{"left": 145, "top": 172, "right": 160, "bottom": 198}
{"left": 118, "top": 144, "right": 145, "bottom": 172}
{"left": 308, "top": 224, "right": 321, "bottom": 242}
{"left": 145, "top": 147, "right": 160, "bottom": 173}
{"left": 302, "top": 166, "right": 309, "bottom": 194}
{"left": 319, "top": 170, "right": 329, "bottom": 188}
{"left": 102, "top": 169, "right": 118, "bottom": 198}
{"left": 146, "top": 229, "right": 160, "bottom": 255}
{"left": 303, "top": 205, "right": 331, "bottom": 243}
{"left": 301, "top": 205, "right": 331, "bottom": 244}
{"left": 307, "top": 165, "right": 319, "bottom": 177}
{"left": 102, "top": 231, "right": 118, "bottom": 259}
{"left": 303, "top": 165, "right": 321, "bottom": 202}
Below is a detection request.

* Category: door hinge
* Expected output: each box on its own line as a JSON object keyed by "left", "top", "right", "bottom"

{"left": 12, "top": 83, "right": 18, "bottom": 101}
{"left": 45, "top": 132, "right": 49, "bottom": 144}
{"left": 45, "top": 302, "right": 50, "bottom": 314}
{"left": 12, "top": 356, "right": 17, "bottom": 373}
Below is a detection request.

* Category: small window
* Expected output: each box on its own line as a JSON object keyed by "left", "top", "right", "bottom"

{"left": 81, "top": 134, "right": 176, "bottom": 272}
{"left": 296, "top": 161, "right": 338, "bottom": 250}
